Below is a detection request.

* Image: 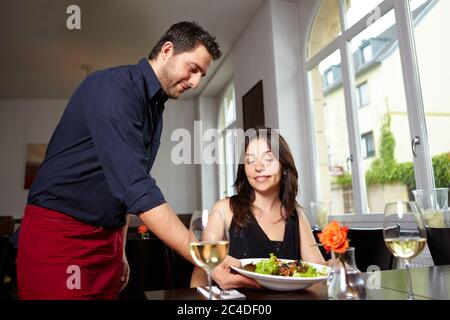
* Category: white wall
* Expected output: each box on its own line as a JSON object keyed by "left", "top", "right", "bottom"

{"left": 271, "top": 0, "right": 314, "bottom": 216}
{"left": 153, "top": 99, "right": 200, "bottom": 214}
{"left": 195, "top": 96, "right": 219, "bottom": 210}
{"left": 0, "top": 98, "right": 199, "bottom": 218}
{"left": 230, "top": 0, "right": 279, "bottom": 130}
{"left": 0, "top": 99, "right": 67, "bottom": 218}
{"left": 196, "top": 0, "right": 281, "bottom": 209}
{"left": 198, "top": 0, "right": 316, "bottom": 217}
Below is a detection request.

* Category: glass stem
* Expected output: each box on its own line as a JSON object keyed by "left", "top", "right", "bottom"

{"left": 207, "top": 270, "right": 213, "bottom": 300}
{"left": 404, "top": 259, "right": 414, "bottom": 300}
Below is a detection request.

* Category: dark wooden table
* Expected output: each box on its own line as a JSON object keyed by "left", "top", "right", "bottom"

{"left": 145, "top": 265, "right": 450, "bottom": 300}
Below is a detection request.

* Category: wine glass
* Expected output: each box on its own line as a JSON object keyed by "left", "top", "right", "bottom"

{"left": 189, "top": 209, "right": 229, "bottom": 300}
{"left": 383, "top": 201, "right": 427, "bottom": 300}
{"left": 311, "top": 200, "right": 331, "bottom": 230}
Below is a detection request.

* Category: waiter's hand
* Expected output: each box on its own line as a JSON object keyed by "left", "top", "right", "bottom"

{"left": 120, "top": 253, "right": 130, "bottom": 292}
{"left": 212, "top": 255, "right": 261, "bottom": 290}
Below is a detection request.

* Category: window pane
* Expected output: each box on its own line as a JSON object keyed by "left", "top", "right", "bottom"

{"left": 361, "top": 135, "right": 368, "bottom": 158}
{"left": 326, "top": 71, "right": 334, "bottom": 86}
{"left": 359, "top": 82, "right": 369, "bottom": 106}
{"left": 356, "top": 84, "right": 361, "bottom": 109}
{"left": 362, "top": 45, "right": 373, "bottom": 63}
{"left": 410, "top": 0, "right": 450, "bottom": 189}
{"left": 308, "top": 0, "right": 341, "bottom": 59}
{"left": 310, "top": 50, "right": 354, "bottom": 215}
{"left": 218, "top": 135, "right": 227, "bottom": 198}
{"left": 361, "top": 132, "right": 375, "bottom": 158}
{"left": 225, "top": 130, "right": 235, "bottom": 197}
{"left": 350, "top": 10, "right": 414, "bottom": 213}
{"left": 367, "top": 132, "right": 375, "bottom": 157}
{"left": 224, "top": 85, "right": 236, "bottom": 127}
{"left": 345, "top": 0, "right": 384, "bottom": 29}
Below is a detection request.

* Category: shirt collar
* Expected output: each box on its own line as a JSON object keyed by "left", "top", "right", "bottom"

{"left": 137, "top": 58, "right": 169, "bottom": 104}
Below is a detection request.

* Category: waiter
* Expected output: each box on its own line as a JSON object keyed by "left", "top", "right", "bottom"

{"left": 17, "top": 21, "right": 257, "bottom": 299}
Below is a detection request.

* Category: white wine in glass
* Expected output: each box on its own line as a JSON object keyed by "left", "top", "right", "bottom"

{"left": 189, "top": 209, "right": 229, "bottom": 300}
{"left": 384, "top": 237, "right": 427, "bottom": 260}
{"left": 383, "top": 201, "right": 426, "bottom": 300}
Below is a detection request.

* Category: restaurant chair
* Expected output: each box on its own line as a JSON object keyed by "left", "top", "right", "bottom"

{"left": 167, "top": 212, "right": 194, "bottom": 289}
{"left": 347, "top": 228, "right": 396, "bottom": 272}
{"left": 0, "top": 236, "right": 12, "bottom": 299}
{"left": 313, "top": 226, "right": 398, "bottom": 271}
{"left": 425, "top": 227, "right": 450, "bottom": 266}
{"left": 312, "top": 228, "right": 331, "bottom": 261}
{"left": 0, "top": 216, "right": 14, "bottom": 237}
{"left": 119, "top": 230, "right": 174, "bottom": 300}
{"left": 167, "top": 249, "right": 194, "bottom": 289}
{"left": 0, "top": 216, "right": 15, "bottom": 300}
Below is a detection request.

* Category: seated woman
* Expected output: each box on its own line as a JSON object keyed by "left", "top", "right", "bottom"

{"left": 191, "top": 127, "right": 325, "bottom": 288}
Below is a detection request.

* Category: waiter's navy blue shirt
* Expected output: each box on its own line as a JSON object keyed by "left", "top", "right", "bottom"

{"left": 27, "top": 58, "right": 168, "bottom": 228}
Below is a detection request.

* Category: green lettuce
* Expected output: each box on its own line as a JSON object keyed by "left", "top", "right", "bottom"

{"left": 255, "top": 253, "right": 279, "bottom": 275}
{"left": 292, "top": 265, "right": 321, "bottom": 278}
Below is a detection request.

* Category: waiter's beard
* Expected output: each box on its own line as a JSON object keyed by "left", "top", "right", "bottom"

{"left": 159, "top": 63, "right": 180, "bottom": 99}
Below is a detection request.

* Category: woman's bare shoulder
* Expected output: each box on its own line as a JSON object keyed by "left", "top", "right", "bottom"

{"left": 295, "top": 205, "right": 306, "bottom": 218}
{"left": 212, "top": 197, "right": 234, "bottom": 223}
{"left": 295, "top": 205, "right": 314, "bottom": 229}
{"left": 213, "top": 197, "right": 232, "bottom": 213}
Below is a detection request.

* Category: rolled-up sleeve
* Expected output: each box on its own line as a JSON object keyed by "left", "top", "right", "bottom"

{"left": 83, "top": 73, "right": 166, "bottom": 215}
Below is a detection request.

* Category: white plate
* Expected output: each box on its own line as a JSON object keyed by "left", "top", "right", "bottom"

{"left": 231, "top": 258, "right": 330, "bottom": 291}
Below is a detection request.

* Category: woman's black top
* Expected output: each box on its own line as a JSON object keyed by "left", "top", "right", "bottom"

{"left": 228, "top": 209, "right": 300, "bottom": 260}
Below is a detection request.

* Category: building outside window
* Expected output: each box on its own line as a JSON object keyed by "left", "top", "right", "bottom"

{"left": 326, "top": 69, "right": 334, "bottom": 87}
{"left": 361, "top": 44, "right": 373, "bottom": 63}
{"left": 361, "top": 132, "right": 375, "bottom": 159}
{"left": 356, "top": 82, "right": 369, "bottom": 108}
{"left": 306, "top": 0, "right": 450, "bottom": 217}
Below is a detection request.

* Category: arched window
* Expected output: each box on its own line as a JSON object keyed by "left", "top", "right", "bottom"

{"left": 306, "top": 0, "right": 449, "bottom": 217}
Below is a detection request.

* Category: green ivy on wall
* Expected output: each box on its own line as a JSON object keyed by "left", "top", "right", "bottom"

{"left": 335, "top": 115, "right": 450, "bottom": 190}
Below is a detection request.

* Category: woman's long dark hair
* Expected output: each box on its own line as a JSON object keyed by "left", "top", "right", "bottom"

{"left": 230, "top": 127, "right": 300, "bottom": 229}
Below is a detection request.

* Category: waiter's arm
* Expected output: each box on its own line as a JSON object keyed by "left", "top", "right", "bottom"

{"left": 138, "top": 203, "right": 193, "bottom": 263}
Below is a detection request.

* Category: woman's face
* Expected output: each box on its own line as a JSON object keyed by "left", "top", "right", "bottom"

{"left": 244, "top": 138, "right": 282, "bottom": 193}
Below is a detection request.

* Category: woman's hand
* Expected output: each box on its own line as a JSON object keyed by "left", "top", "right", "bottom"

{"left": 212, "top": 255, "right": 261, "bottom": 290}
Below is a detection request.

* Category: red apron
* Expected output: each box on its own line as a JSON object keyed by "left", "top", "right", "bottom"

{"left": 17, "top": 205, "right": 123, "bottom": 300}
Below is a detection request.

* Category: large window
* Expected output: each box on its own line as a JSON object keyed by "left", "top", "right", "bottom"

{"left": 306, "top": 0, "right": 446, "bottom": 218}
{"left": 309, "top": 50, "right": 352, "bottom": 214}
{"left": 218, "top": 82, "right": 237, "bottom": 198}
{"left": 410, "top": 0, "right": 450, "bottom": 184}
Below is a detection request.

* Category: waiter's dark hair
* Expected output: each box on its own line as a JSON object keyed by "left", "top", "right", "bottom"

{"left": 148, "top": 21, "right": 222, "bottom": 61}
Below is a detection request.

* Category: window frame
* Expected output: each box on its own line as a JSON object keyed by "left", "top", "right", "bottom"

{"left": 304, "top": 0, "right": 435, "bottom": 223}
